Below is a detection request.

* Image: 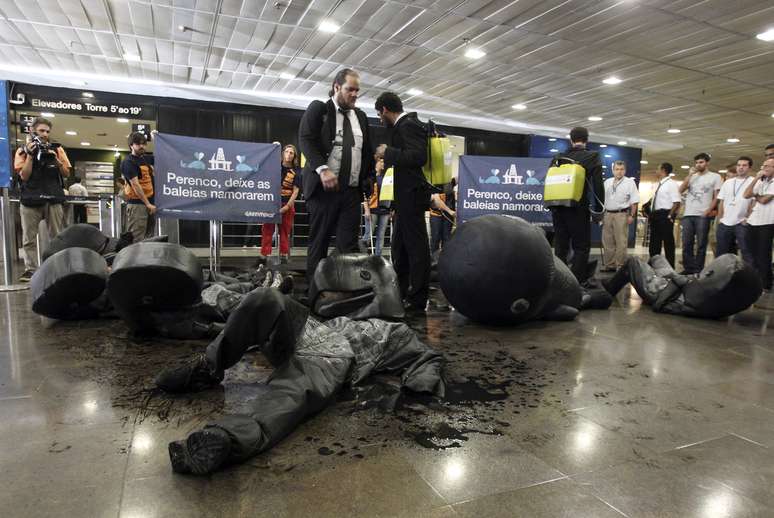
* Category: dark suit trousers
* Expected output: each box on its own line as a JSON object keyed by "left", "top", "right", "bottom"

{"left": 551, "top": 205, "right": 591, "bottom": 283}
{"left": 306, "top": 187, "right": 362, "bottom": 281}
{"left": 648, "top": 210, "right": 676, "bottom": 267}
{"left": 392, "top": 192, "right": 431, "bottom": 307}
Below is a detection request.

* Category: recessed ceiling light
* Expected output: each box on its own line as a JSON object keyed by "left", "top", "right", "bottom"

{"left": 588, "top": 116, "right": 603, "bottom": 121}
{"left": 756, "top": 28, "right": 774, "bottom": 41}
{"left": 65, "top": 130, "right": 77, "bottom": 136}
{"left": 549, "top": 148, "right": 559, "bottom": 152}
{"left": 319, "top": 20, "right": 340, "bottom": 33}
{"left": 69, "top": 80, "right": 87, "bottom": 86}
{"left": 640, "top": 160, "right": 649, "bottom": 165}
{"left": 123, "top": 52, "right": 141, "bottom": 61}
{"left": 407, "top": 88, "right": 423, "bottom": 96}
{"left": 681, "top": 165, "right": 690, "bottom": 169}
{"left": 511, "top": 103, "right": 526, "bottom": 110}
{"left": 602, "top": 165, "right": 607, "bottom": 169}
{"left": 602, "top": 76, "right": 622, "bottom": 85}
{"left": 41, "top": 112, "right": 55, "bottom": 117}
{"left": 465, "top": 48, "right": 486, "bottom": 59}
{"left": 82, "top": 92, "right": 94, "bottom": 98}
{"left": 80, "top": 141, "right": 91, "bottom": 146}
{"left": 719, "top": 169, "right": 728, "bottom": 173}
{"left": 279, "top": 72, "right": 295, "bottom": 80}
{"left": 178, "top": 25, "right": 188, "bottom": 32}
{"left": 599, "top": 144, "right": 608, "bottom": 148}
{"left": 667, "top": 128, "right": 681, "bottom": 134}
{"left": 116, "top": 118, "right": 129, "bottom": 123}
{"left": 548, "top": 138, "right": 557, "bottom": 142}
{"left": 617, "top": 140, "right": 628, "bottom": 145}
{"left": 726, "top": 137, "right": 740, "bottom": 143}
{"left": 604, "top": 154, "right": 612, "bottom": 158}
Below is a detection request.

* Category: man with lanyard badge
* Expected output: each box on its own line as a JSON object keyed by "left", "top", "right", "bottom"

{"left": 601, "top": 160, "right": 639, "bottom": 271}
{"left": 716, "top": 156, "right": 754, "bottom": 264}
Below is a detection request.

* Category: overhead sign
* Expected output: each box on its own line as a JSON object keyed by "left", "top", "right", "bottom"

{"left": 154, "top": 133, "right": 281, "bottom": 223}
{"left": 132, "top": 123, "right": 152, "bottom": 141}
{"left": 458, "top": 155, "right": 553, "bottom": 228}
{"left": 26, "top": 97, "right": 150, "bottom": 119}
{"left": 0, "top": 81, "right": 10, "bottom": 188}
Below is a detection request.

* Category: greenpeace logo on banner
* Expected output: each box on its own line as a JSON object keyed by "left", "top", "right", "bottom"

{"left": 154, "top": 133, "right": 281, "bottom": 223}
{"left": 459, "top": 156, "right": 553, "bottom": 228}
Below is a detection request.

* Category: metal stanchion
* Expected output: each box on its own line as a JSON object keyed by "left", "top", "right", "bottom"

{"left": 97, "top": 195, "right": 113, "bottom": 237}
{"left": 111, "top": 195, "right": 123, "bottom": 237}
{"left": 209, "top": 220, "right": 222, "bottom": 274}
{"left": 1, "top": 188, "right": 27, "bottom": 291}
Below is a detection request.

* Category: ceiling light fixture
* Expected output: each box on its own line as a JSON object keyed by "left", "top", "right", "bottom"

{"left": 755, "top": 28, "right": 774, "bottom": 41}
{"left": 41, "top": 112, "right": 55, "bottom": 117}
{"left": 279, "top": 72, "right": 295, "bottom": 80}
{"left": 604, "top": 154, "right": 612, "bottom": 158}
{"left": 319, "top": 20, "right": 340, "bottom": 33}
{"left": 65, "top": 130, "right": 77, "bottom": 136}
{"left": 407, "top": 88, "right": 423, "bottom": 96}
{"left": 80, "top": 141, "right": 91, "bottom": 146}
{"left": 599, "top": 144, "right": 608, "bottom": 148}
{"left": 549, "top": 148, "right": 559, "bottom": 152}
{"left": 82, "top": 92, "right": 94, "bottom": 98}
{"left": 116, "top": 118, "right": 129, "bottom": 123}
{"left": 667, "top": 128, "right": 681, "bottom": 134}
{"left": 548, "top": 138, "right": 557, "bottom": 142}
{"left": 588, "top": 116, "right": 603, "bottom": 121}
{"left": 123, "top": 52, "right": 141, "bottom": 61}
{"left": 681, "top": 165, "right": 690, "bottom": 169}
{"left": 465, "top": 48, "right": 486, "bottom": 59}
{"left": 512, "top": 103, "right": 526, "bottom": 110}
{"left": 726, "top": 137, "right": 740, "bottom": 143}
{"left": 114, "top": 151, "right": 121, "bottom": 157}
{"left": 640, "top": 160, "right": 648, "bottom": 164}
{"left": 602, "top": 76, "right": 622, "bottom": 85}
{"left": 617, "top": 140, "right": 628, "bottom": 145}
{"left": 719, "top": 169, "right": 728, "bottom": 173}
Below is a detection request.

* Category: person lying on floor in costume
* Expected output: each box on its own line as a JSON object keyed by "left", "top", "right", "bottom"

{"left": 602, "top": 254, "right": 761, "bottom": 318}
{"left": 155, "top": 287, "right": 445, "bottom": 476}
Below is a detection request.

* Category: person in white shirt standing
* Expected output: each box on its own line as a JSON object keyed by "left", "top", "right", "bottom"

{"left": 743, "top": 157, "right": 774, "bottom": 291}
{"left": 716, "top": 156, "right": 754, "bottom": 264}
{"left": 67, "top": 176, "right": 89, "bottom": 224}
{"left": 601, "top": 161, "right": 639, "bottom": 271}
{"left": 678, "top": 152, "right": 722, "bottom": 274}
{"left": 647, "top": 163, "right": 682, "bottom": 267}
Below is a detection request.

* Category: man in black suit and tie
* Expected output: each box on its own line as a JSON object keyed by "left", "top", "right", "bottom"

{"left": 299, "top": 68, "right": 375, "bottom": 282}
{"left": 374, "top": 92, "right": 430, "bottom": 313}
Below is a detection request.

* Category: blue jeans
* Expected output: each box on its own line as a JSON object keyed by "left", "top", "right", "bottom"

{"left": 681, "top": 216, "right": 711, "bottom": 273}
{"left": 430, "top": 215, "right": 453, "bottom": 253}
{"left": 361, "top": 213, "right": 389, "bottom": 255}
{"left": 716, "top": 222, "right": 753, "bottom": 264}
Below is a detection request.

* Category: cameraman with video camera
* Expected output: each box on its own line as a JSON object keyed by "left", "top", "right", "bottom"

{"left": 13, "top": 116, "right": 71, "bottom": 282}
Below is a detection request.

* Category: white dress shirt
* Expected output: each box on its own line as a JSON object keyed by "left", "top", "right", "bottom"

{"left": 319, "top": 97, "right": 363, "bottom": 187}
{"left": 651, "top": 177, "right": 681, "bottom": 211}
{"left": 604, "top": 176, "right": 639, "bottom": 211}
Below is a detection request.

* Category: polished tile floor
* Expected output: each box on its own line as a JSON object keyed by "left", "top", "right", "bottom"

{"left": 1, "top": 279, "right": 773, "bottom": 518}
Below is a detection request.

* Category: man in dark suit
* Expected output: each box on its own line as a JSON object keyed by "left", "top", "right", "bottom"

{"left": 299, "top": 68, "right": 374, "bottom": 282}
{"left": 374, "top": 92, "right": 430, "bottom": 313}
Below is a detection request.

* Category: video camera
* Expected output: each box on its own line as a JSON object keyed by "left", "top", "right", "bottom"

{"left": 29, "top": 135, "right": 61, "bottom": 161}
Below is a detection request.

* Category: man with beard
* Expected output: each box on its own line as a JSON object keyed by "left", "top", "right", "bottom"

{"left": 121, "top": 131, "right": 156, "bottom": 242}
{"left": 299, "top": 69, "right": 374, "bottom": 283}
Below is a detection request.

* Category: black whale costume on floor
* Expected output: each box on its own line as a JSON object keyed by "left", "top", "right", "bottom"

{"left": 603, "top": 254, "right": 762, "bottom": 318}
{"left": 155, "top": 287, "right": 445, "bottom": 475}
{"left": 439, "top": 215, "right": 612, "bottom": 324}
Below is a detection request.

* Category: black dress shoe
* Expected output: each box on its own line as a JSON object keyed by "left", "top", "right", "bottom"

{"left": 168, "top": 427, "right": 232, "bottom": 475}
{"left": 155, "top": 354, "right": 223, "bottom": 393}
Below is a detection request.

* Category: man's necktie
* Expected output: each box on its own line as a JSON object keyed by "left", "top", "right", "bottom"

{"left": 339, "top": 108, "right": 354, "bottom": 187}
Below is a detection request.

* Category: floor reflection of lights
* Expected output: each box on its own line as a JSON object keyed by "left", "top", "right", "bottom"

{"left": 132, "top": 432, "right": 153, "bottom": 454}
{"left": 571, "top": 420, "right": 599, "bottom": 454}
{"left": 443, "top": 458, "right": 465, "bottom": 483}
{"left": 703, "top": 488, "right": 734, "bottom": 518}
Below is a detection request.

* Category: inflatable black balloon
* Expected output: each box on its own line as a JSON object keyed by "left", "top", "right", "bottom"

{"left": 439, "top": 215, "right": 611, "bottom": 324}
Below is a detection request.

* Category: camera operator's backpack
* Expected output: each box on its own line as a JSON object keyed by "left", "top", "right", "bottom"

{"left": 543, "top": 156, "right": 587, "bottom": 207}
{"left": 422, "top": 120, "right": 453, "bottom": 186}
